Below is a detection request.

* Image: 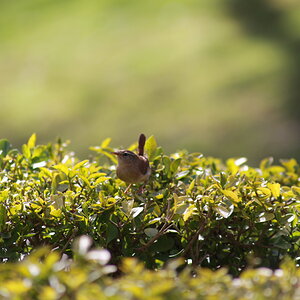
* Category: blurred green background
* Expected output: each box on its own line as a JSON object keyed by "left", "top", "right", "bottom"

{"left": 1, "top": 0, "right": 299, "bottom": 165}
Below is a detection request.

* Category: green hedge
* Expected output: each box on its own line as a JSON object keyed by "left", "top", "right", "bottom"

{"left": 0, "top": 236, "right": 299, "bottom": 299}
{"left": 0, "top": 134, "right": 299, "bottom": 278}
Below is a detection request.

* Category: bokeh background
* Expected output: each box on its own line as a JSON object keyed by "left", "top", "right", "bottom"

{"left": 1, "top": 0, "right": 299, "bottom": 165}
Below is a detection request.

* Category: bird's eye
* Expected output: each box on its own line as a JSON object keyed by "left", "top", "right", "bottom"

{"left": 123, "top": 153, "right": 129, "bottom": 156}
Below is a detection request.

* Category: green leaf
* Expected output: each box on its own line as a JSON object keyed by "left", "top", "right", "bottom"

{"left": 144, "top": 228, "right": 158, "bottom": 237}
{"left": 144, "top": 135, "right": 157, "bottom": 161}
{"left": 101, "top": 137, "right": 111, "bottom": 148}
{"left": 170, "top": 158, "right": 181, "bottom": 174}
{"left": 220, "top": 172, "right": 227, "bottom": 188}
{"left": 73, "top": 160, "right": 89, "bottom": 170}
{"left": 0, "top": 139, "right": 10, "bottom": 157}
{"left": 106, "top": 222, "right": 119, "bottom": 244}
{"left": 215, "top": 202, "right": 234, "bottom": 218}
{"left": 0, "top": 204, "right": 7, "bottom": 232}
{"left": 221, "top": 190, "right": 240, "bottom": 203}
{"left": 256, "top": 212, "right": 275, "bottom": 223}
{"left": 27, "top": 133, "right": 37, "bottom": 150}
{"left": 183, "top": 204, "right": 196, "bottom": 222}
{"left": 131, "top": 207, "right": 144, "bottom": 218}
{"left": 267, "top": 183, "right": 280, "bottom": 198}
{"left": 260, "top": 157, "right": 273, "bottom": 170}
{"left": 22, "top": 144, "right": 31, "bottom": 159}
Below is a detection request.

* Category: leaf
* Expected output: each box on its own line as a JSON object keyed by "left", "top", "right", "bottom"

{"left": 73, "top": 160, "right": 89, "bottom": 170}
{"left": 144, "top": 228, "right": 158, "bottom": 237}
{"left": 0, "top": 204, "right": 7, "bottom": 232}
{"left": 215, "top": 202, "right": 234, "bottom": 218}
{"left": 22, "top": 144, "right": 31, "bottom": 159}
{"left": 27, "top": 133, "right": 37, "bottom": 150}
{"left": 144, "top": 135, "right": 157, "bottom": 161}
{"left": 0, "top": 139, "right": 10, "bottom": 157}
{"left": 260, "top": 157, "right": 274, "bottom": 170}
{"left": 257, "top": 212, "right": 275, "bottom": 223}
{"left": 187, "top": 179, "right": 195, "bottom": 194}
{"left": 53, "top": 164, "right": 70, "bottom": 176}
{"left": 151, "top": 235, "right": 175, "bottom": 252}
{"left": 131, "top": 207, "right": 144, "bottom": 218}
{"left": 267, "top": 183, "right": 280, "bottom": 198}
{"left": 280, "top": 158, "right": 298, "bottom": 172}
{"left": 175, "top": 170, "right": 189, "bottom": 179}
{"left": 220, "top": 172, "right": 227, "bottom": 188}
{"left": 257, "top": 187, "right": 271, "bottom": 200}
{"left": 94, "top": 176, "right": 110, "bottom": 185}
{"left": 170, "top": 158, "right": 181, "bottom": 174}
{"left": 183, "top": 204, "right": 196, "bottom": 222}
{"left": 106, "top": 222, "right": 119, "bottom": 244}
{"left": 101, "top": 137, "right": 111, "bottom": 148}
{"left": 221, "top": 190, "right": 240, "bottom": 203}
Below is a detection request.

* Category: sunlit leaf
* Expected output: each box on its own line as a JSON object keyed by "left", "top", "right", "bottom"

{"left": 183, "top": 204, "right": 196, "bottom": 222}
{"left": 27, "top": 133, "right": 36, "bottom": 150}
{"left": 267, "top": 183, "right": 280, "bottom": 198}
{"left": 215, "top": 202, "right": 234, "bottom": 218}
{"left": 144, "top": 135, "right": 157, "bottom": 161}
{"left": 101, "top": 137, "right": 111, "bottom": 148}
{"left": 73, "top": 160, "right": 89, "bottom": 170}
{"left": 221, "top": 190, "right": 240, "bottom": 203}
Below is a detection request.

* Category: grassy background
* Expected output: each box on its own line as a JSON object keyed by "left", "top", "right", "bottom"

{"left": 0, "top": 0, "right": 299, "bottom": 164}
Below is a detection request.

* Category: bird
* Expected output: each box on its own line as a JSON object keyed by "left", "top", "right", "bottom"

{"left": 112, "top": 134, "right": 151, "bottom": 193}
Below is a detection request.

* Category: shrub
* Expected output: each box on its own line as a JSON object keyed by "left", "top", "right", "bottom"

{"left": 0, "top": 134, "right": 299, "bottom": 277}
{"left": 0, "top": 236, "right": 299, "bottom": 300}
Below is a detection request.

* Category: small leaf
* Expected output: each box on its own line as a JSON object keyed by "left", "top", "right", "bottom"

{"left": 183, "top": 204, "right": 196, "bottom": 222}
{"left": 257, "top": 212, "right": 275, "bottom": 223}
{"left": 131, "top": 207, "right": 144, "bottom": 218}
{"left": 53, "top": 164, "right": 70, "bottom": 176}
{"left": 144, "top": 228, "right": 158, "bottom": 237}
{"left": 101, "top": 138, "right": 111, "bottom": 148}
{"left": 106, "top": 222, "right": 119, "bottom": 244}
{"left": 221, "top": 190, "right": 240, "bottom": 203}
{"left": 280, "top": 158, "right": 298, "bottom": 172}
{"left": 73, "top": 160, "right": 89, "bottom": 170}
{"left": 187, "top": 179, "right": 195, "bottom": 195}
{"left": 0, "top": 139, "right": 11, "bottom": 157}
{"left": 144, "top": 135, "right": 157, "bottom": 161}
{"left": 170, "top": 158, "right": 181, "bottom": 174}
{"left": 0, "top": 204, "right": 7, "bottom": 232}
{"left": 94, "top": 176, "right": 110, "bottom": 185}
{"left": 27, "top": 133, "right": 37, "bottom": 150}
{"left": 257, "top": 187, "right": 271, "bottom": 200}
{"left": 215, "top": 202, "right": 234, "bottom": 218}
{"left": 267, "top": 183, "right": 280, "bottom": 198}
{"left": 220, "top": 172, "right": 227, "bottom": 188}
{"left": 260, "top": 157, "right": 274, "bottom": 170}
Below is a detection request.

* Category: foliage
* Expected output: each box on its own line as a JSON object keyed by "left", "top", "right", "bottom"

{"left": 0, "top": 236, "right": 300, "bottom": 300}
{"left": 0, "top": 134, "right": 299, "bottom": 279}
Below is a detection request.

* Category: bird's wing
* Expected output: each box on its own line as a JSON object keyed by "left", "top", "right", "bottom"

{"left": 138, "top": 156, "right": 149, "bottom": 175}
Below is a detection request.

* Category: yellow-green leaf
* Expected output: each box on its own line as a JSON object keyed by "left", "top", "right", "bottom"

{"left": 183, "top": 204, "right": 196, "bottom": 222}
{"left": 221, "top": 190, "right": 241, "bottom": 203}
{"left": 267, "top": 183, "right": 280, "bottom": 198}
{"left": 27, "top": 133, "right": 36, "bottom": 149}
{"left": 257, "top": 187, "right": 271, "bottom": 200}
{"left": 73, "top": 160, "right": 89, "bottom": 170}
{"left": 144, "top": 135, "right": 157, "bottom": 161}
{"left": 101, "top": 137, "right": 111, "bottom": 148}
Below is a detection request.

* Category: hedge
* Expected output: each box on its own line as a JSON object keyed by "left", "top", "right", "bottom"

{"left": 0, "top": 134, "right": 299, "bottom": 298}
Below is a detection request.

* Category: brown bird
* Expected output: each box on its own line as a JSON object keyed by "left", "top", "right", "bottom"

{"left": 112, "top": 134, "right": 151, "bottom": 193}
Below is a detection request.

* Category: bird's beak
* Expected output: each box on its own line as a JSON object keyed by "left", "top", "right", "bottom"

{"left": 111, "top": 151, "right": 119, "bottom": 156}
